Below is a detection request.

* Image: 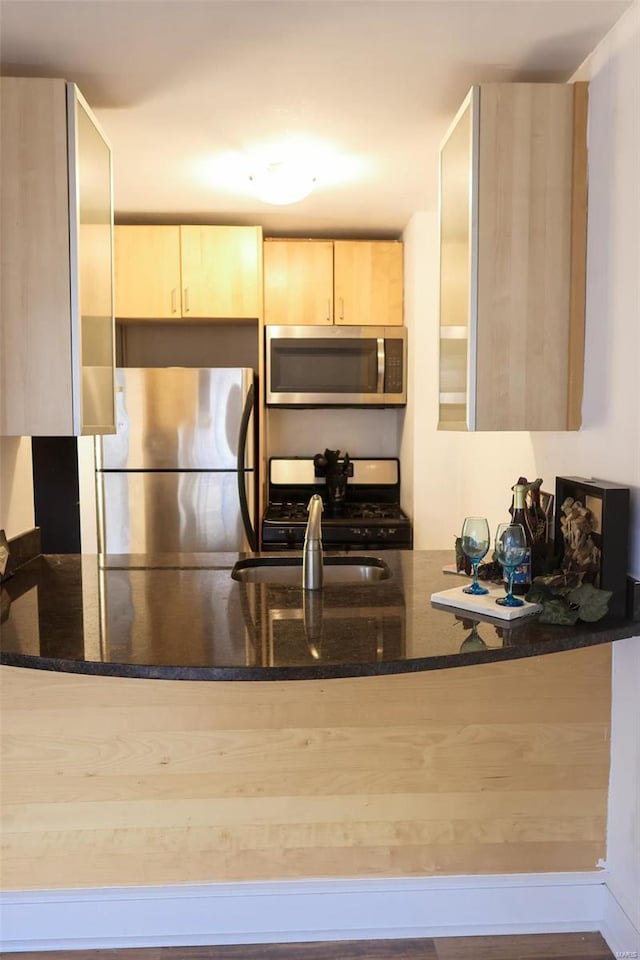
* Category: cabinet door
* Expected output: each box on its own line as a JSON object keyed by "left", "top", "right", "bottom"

{"left": 438, "top": 89, "right": 476, "bottom": 431}
{"left": 1, "top": 78, "right": 74, "bottom": 435}
{"left": 334, "top": 241, "right": 403, "bottom": 326}
{"left": 263, "top": 240, "right": 333, "bottom": 325}
{"left": 181, "top": 226, "right": 261, "bottom": 319}
{"left": 475, "top": 83, "right": 577, "bottom": 431}
{"left": 0, "top": 78, "right": 116, "bottom": 436}
{"left": 114, "top": 226, "right": 181, "bottom": 320}
{"left": 72, "top": 85, "right": 116, "bottom": 434}
{"left": 438, "top": 83, "right": 587, "bottom": 433}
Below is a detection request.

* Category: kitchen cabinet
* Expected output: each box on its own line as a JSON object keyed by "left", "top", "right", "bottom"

{"left": 1, "top": 77, "right": 116, "bottom": 436}
{"left": 263, "top": 238, "right": 403, "bottom": 326}
{"left": 114, "top": 226, "right": 181, "bottom": 319}
{"left": 114, "top": 225, "right": 262, "bottom": 320}
{"left": 263, "top": 239, "right": 333, "bottom": 325}
{"left": 333, "top": 241, "right": 403, "bottom": 326}
{"left": 438, "top": 82, "right": 588, "bottom": 431}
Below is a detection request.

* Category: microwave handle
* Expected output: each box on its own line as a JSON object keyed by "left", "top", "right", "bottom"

{"left": 376, "top": 338, "right": 385, "bottom": 393}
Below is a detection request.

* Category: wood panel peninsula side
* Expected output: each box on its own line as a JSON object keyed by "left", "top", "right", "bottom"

{"left": 1, "top": 643, "right": 610, "bottom": 890}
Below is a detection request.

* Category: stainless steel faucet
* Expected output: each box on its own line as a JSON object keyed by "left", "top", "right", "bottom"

{"left": 303, "top": 494, "right": 324, "bottom": 590}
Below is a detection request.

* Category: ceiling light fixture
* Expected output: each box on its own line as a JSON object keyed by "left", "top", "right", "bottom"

{"left": 196, "top": 139, "right": 364, "bottom": 204}
{"left": 249, "top": 160, "right": 317, "bottom": 206}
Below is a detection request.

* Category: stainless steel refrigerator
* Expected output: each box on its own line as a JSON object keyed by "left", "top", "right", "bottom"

{"left": 96, "top": 367, "right": 257, "bottom": 554}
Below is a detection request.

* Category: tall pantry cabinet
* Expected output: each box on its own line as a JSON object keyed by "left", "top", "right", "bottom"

{"left": 438, "top": 82, "right": 588, "bottom": 431}
{"left": 1, "top": 77, "right": 116, "bottom": 436}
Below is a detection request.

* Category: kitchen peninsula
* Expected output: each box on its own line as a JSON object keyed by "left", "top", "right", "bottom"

{"left": 0, "top": 546, "right": 635, "bottom": 902}
{"left": 1, "top": 549, "right": 635, "bottom": 679}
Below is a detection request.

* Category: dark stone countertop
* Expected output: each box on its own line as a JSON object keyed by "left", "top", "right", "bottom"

{"left": 1, "top": 551, "right": 637, "bottom": 680}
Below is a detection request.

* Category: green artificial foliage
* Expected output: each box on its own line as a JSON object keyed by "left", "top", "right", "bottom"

{"left": 538, "top": 598, "right": 580, "bottom": 625}
{"left": 567, "top": 582, "right": 613, "bottom": 622}
{"left": 526, "top": 573, "right": 612, "bottom": 624}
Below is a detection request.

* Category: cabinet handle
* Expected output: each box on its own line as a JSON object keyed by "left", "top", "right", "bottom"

{"left": 184, "top": 287, "right": 190, "bottom": 312}
{"left": 339, "top": 297, "right": 344, "bottom": 321}
{"left": 171, "top": 289, "right": 177, "bottom": 313}
{"left": 376, "top": 338, "right": 385, "bottom": 393}
{"left": 327, "top": 299, "right": 331, "bottom": 323}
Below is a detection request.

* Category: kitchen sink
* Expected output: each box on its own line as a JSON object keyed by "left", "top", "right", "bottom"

{"left": 231, "top": 555, "right": 391, "bottom": 585}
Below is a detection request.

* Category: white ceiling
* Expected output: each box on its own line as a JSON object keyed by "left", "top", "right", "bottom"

{"left": 0, "top": 0, "right": 631, "bottom": 237}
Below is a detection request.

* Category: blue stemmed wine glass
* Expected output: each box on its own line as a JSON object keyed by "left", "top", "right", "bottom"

{"left": 461, "top": 517, "right": 490, "bottom": 595}
{"left": 495, "top": 522, "right": 527, "bottom": 608}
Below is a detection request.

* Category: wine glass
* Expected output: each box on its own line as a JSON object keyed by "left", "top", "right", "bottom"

{"left": 460, "top": 517, "right": 490, "bottom": 595}
{"left": 459, "top": 623, "right": 488, "bottom": 653}
{"left": 495, "top": 523, "right": 527, "bottom": 608}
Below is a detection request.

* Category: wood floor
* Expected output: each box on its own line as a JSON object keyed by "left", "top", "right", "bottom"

{"left": 10, "top": 933, "right": 615, "bottom": 959}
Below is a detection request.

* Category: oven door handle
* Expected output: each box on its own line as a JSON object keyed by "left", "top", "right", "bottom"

{"left": 376, "top": 338, "right": 385, "bottom": 394}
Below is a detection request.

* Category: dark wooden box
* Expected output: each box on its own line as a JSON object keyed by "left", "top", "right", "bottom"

{"left": 554, "top": 476, "right": 630, "bottom": 618}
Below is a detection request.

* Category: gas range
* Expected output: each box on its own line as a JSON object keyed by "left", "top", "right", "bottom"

{"left": 262, "top": 458, "right": 412, "bottom": 550}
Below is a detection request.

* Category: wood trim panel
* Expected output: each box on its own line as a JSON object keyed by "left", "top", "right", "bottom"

{"left": 475, "top": 84, "right": 575, "bottom": 431}
{"left": 1, "top": 645, "right": 611, "bottom": 890}
{"left": 0, "top": 78, "right": 74, "bottom": 436}
{"left": 566, "top": 82, "right": 589, "bottom": 431}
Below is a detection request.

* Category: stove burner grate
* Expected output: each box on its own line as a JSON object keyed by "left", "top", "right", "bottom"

{"left": 266, "top": 500, "right": 408, "bottom": 524}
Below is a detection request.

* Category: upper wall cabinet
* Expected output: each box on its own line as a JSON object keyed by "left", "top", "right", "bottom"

{"left": 114, "top": 225, "right": 262, "bottom": 320}
{"left": 114, "top": 226, "right": 181, "bottom": 319}
{"left": 263, "top": 239, "right": 403, "bottom": 326}
{"left": 263, "top": 239, "right": 334, "bottom": 325}
{"left": 1, "top": 77, "right": 116, "bottom": 437}
{"left": 438, "top": 83, "right": 588, "bottom": 431}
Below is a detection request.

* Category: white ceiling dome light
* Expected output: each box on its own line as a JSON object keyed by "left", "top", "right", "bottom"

{"left": 249, "top": 160, "right": 317, "bottom": 206}
{"left": 195, "top": 137, "right": 365, "bottom": 208}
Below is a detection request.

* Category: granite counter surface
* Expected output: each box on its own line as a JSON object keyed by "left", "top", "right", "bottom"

{"left": 1, "top": 551, "right": 637, "bottom": 680}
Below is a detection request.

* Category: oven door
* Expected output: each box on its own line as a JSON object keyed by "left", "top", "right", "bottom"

{"left": 266, "top": 325, "right": 406, "bottom": 406}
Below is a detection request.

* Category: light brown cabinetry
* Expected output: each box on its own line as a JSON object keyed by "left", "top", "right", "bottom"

{"left": 334, "top": 241, "right": 403, "bottom": 326}
{"left": 1, "top": 77, "right": 116, "bottom": 436}
{"left": 114, "top": 226, "right": 181, "bottom": 319}
{"left": 263, "top": 239, "right": 334, "bottom": 325}
{"left": 263, "top": 238, "right": 403, "bottom": 326}
{"left": 438, "top": 82, "right": 588, "bottom": 431}
{"left": 114, "top": 225, "right": 262, "bottom": 321}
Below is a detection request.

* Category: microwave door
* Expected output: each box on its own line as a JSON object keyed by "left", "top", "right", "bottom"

{"left": 265, "top": 326, "right": 406, "bottom": 406}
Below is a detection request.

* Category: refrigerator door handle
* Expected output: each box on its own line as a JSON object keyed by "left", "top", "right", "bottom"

{"left": 237, "top": 381, "right": 257, "bottom": 551}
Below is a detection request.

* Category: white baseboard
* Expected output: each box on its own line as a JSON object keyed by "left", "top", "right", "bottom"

{"left": 1, "top": 872, "right": 606, "bottom": 953}
{"left": 601, "top": 886, "right": 640, "bottom": 959}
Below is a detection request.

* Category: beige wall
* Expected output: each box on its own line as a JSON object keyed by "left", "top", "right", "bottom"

{"left": 0, "top": 438, "right": 34, "bottom": 539}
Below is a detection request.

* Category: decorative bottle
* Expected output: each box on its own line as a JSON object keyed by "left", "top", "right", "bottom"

{"left": 527, "top": 478, "right": 549, "bottom": 577}
{"left": 506, "top": 482, "right": 533, "bottom": 595}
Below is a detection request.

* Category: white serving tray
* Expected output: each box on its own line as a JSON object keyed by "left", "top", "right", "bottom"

{"left": 431, "top": 584, "right": 542, "bottom": 621}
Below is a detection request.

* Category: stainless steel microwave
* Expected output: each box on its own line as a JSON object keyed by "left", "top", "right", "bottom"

{"left": 265, "top": 325, "right": 407, "bottom": 407}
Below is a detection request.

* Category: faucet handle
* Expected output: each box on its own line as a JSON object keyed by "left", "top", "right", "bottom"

{"left": 307, "top": 493, "right": 323, "bottom": 512}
